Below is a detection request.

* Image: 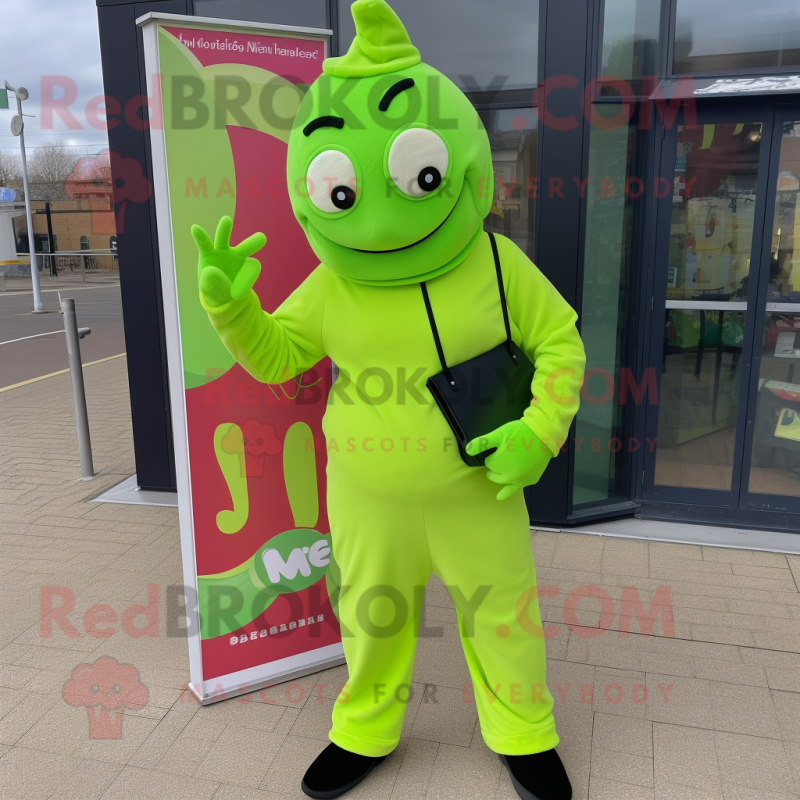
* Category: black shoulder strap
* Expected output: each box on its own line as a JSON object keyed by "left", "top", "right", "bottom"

{"left": 488, "top": 231, "right": 512, "bottom": 346}
{"left": 421, "top": 232, "right": 514, "bottom": 384}
{"left": 420, "top": 280, "right": 451, "bottom": 377}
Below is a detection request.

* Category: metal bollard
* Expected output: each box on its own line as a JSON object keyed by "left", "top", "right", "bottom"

{"left": 61, "top": 298, "right": 95, "bottom": 479}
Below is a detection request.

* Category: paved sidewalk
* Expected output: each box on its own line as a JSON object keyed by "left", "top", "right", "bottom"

{"left": 0, "top": 357, "right": 799, "bottom": 800}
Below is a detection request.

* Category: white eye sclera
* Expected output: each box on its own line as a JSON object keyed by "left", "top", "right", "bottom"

{"left": 388, "top": 128, "right": 449, "bottom": 198}
{"left": 306, "top": 150, "right": 357, "bottom": 213}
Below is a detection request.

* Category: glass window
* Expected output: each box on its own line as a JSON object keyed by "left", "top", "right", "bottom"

{"left": 194, "top": 0, "right": 328, "bottom": 29}
{"left": 600, "top": 0, "right": 661, "bottom": 95}
{"left": 665, "top": 123, "right": 761, "bottom": 303}
{"left": 655, "top": 122, "right": 763, "bottom": 492}
{"left": 573, "top": 110, "right": 637, "bottom": 507}
{"left": 674, "top": 1, "right": 800, "bottom": 74}
{"left": 480, "top": 107, "right": 538, "bottom": 262}
{"left": 748, "top": 121, "right": 800, "bottom": 500}
{"left": 337, "top": 0, "right": 538, "bottom": 95}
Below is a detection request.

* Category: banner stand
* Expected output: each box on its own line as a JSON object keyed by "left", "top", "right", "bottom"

{"left": 138, "top": 12, "right": 344, "bottom": 706}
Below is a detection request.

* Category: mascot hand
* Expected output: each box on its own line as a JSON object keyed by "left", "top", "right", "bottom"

{"left": 191, "top": 216, "right": 266, "bottom": 307}
{"left": 466, "top": 419, "right": 552, "bottom": 501}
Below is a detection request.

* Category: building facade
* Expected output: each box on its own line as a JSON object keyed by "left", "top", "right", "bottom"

{"left": 96, "top": 0, "right": 800, "bottom": 532}
{"left": 14, "top": 198, "right": 116, "bottom": 255}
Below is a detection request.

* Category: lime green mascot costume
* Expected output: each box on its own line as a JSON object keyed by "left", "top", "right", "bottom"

{"left": 192, "top": 2, "right": 585, "bottom": 798}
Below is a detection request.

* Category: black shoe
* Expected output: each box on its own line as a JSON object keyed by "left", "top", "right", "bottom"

{"left": 499, "top": 749, "right": 572, "bottom": 800}
{"left": 301, "top": 742, "right": 388, "bottom": 799}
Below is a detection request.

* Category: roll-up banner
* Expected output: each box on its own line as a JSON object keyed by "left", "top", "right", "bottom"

{"left": 137, "top": 12, "right": 343, "bottom": 704}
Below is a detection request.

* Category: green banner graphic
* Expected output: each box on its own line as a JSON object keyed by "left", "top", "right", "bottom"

{"left": 197, "top": 526, "right": 339, "bottom": 639}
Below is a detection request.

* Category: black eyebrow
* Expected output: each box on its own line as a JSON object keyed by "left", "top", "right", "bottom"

{"left": 303, "top": 115, "right": 345, "bottom": 137}
{"left": 379, "top": 78, "right": 415, "bottom": 112}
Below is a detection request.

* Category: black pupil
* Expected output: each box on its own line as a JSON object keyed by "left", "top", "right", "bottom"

{"left": 331, "top": 185, "right": 355, "bottom": 210}
{"left": 418, "top": 166, "right": 441, "bottom": 192}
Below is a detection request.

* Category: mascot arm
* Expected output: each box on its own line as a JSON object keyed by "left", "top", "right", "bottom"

{"left": 200, "top": 267, "right": 328, "bottom": 386}
{"left": 467, "top": 236, "right": 586, "bottom": 500}
{"left": 501, "top": 236, "right": 586, "bottom": 455}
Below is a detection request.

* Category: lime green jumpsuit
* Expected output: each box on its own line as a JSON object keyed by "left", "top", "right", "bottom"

{"left": 202, "top": 230, "right": 585, "bottom": 756}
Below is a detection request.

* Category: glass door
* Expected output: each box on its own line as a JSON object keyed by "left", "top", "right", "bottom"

{"left": 644, "top": 102, "right": 774, "bottom": 507}
{"left": 743, "top": 107, "right": 800, "bottom": 512}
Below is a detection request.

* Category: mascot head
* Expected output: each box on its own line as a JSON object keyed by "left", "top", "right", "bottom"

{"left": 286, "top": 0, "right": 493, "bottom": 285}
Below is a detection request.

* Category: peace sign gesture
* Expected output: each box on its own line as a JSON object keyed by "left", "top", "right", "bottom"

{"left": 191, "top": 216, "right": 267, "bottom": 307}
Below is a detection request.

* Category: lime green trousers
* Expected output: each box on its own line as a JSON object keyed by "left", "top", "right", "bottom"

{"left": 326, "top": 464, "right": 559, "bottom": 757}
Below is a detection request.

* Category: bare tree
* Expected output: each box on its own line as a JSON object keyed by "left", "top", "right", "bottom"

{"left": 78, "top": 155, "right": 111, "bottom": 186}
{"left": 27, "top": 140, "right": 80, "bottom": 201}
{"left": 0, "top": 152, "right": 22, "bottom": 193}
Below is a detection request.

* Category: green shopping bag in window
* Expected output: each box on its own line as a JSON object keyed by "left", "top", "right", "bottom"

{"left": 722, "top": 314, "right": 745, "bottom": 347}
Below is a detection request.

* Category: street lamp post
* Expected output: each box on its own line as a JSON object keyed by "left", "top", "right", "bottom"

{"left": 4, "top": 81, "right": 43, "bottom": 313}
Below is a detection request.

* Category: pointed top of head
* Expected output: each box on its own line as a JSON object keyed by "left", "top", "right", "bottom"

{"left": 323, "top": 0, "right": 421, "bottom": 78}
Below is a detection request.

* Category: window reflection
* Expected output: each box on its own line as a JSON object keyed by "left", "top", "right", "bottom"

{"left": 479, "top": 108, "right": 538, "bottom": 262}
{"left": 674, "top": 0, "right": 800, "bottom": 73}
{"left": 573, "top": 114, "right": 637, "bottom": 507}
{"left": 667, "top": 124, "right": 762, "bottom": 302}
{"left": 655, "top": 122, "right": 763, "bottom": 492}
{"left": 600, "top": 0, "right": 660, "bottom": 95}
{"left": 749, "top": 122, "right": 800, "bottom": 500}
{"left": 194, "top": 0, "right": 328, "bottom": 28}
{"left": 338, "top": 0, "right": 538, "bottom": 93}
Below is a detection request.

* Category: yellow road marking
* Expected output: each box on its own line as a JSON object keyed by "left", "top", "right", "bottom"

{"left": 0, "top": 352, "right": 127, "bottom": 393}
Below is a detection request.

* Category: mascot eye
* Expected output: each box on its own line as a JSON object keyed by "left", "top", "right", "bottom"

{"left": 388, "top": 128, "right": 448, "bottom": 198}
{"left": 306, "top": 150, "right": 358, "bottom": 213}
{"left": 331, "top": 186, "right": 356, "bottom": 210}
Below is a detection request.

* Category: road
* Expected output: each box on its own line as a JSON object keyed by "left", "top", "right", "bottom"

{"left": 0, "top": 285, "right": 126, "bottom": 389}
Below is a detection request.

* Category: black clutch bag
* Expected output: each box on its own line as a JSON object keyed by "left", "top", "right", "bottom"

{"left": 422, "top": 232, "right": 536, "bottom": 467}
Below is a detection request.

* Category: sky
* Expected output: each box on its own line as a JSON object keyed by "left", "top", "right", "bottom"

{"left": 1, "top": 0, "right": 798, "bottom": 157}
{"left": 0, "top": 0, "right": 109, "bottom": 155}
